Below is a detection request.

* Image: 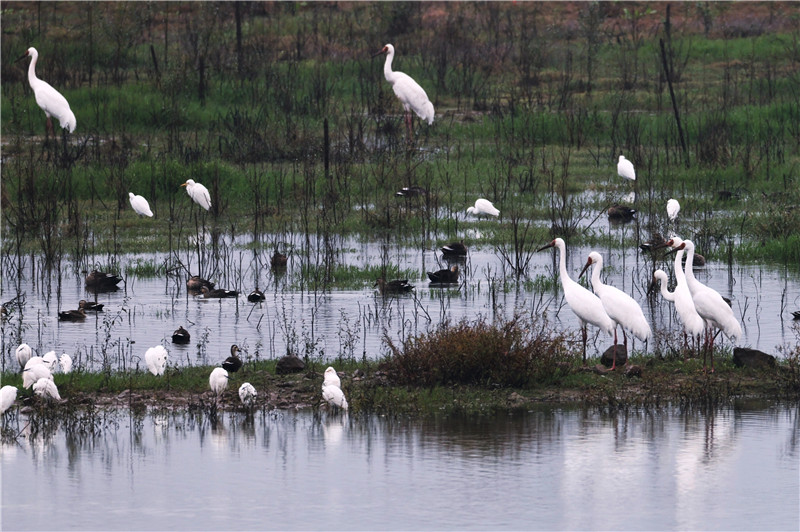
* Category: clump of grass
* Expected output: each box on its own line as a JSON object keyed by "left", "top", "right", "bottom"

{"left": 382, "top": 314, "right": 575, "bottom": 388}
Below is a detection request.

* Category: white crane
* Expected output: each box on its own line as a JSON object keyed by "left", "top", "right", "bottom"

{"left": 466, "top": 198, "right": 500, "bottom": 218}
{"left": 144, "top": 346, "right": 168, "bottom": 376}
{"left": 617, "top": 155, "right": 636, "bottom": 181}
{"left": 181, "top": 179, "right": 212, "bottom": 211}
{"left": 579, "top": 251, "right": 651, "bottom": 369}
{"left": 652, "top": 263, "right": 705, "bottom": 355}
{"left": 16, "top": 47, "right": 76, "bottom": 134}
{"left": 537, "top": 238, "right": 615, "bottom": 364}
{"left": 129, "top": 192, "right": 154, "bottom": 217}
{"left": 374, "top": 43, "right": 434, "bottom": 136}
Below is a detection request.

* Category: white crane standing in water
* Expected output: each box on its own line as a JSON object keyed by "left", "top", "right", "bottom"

{"left": 374, "top": 43, "right": 434, "bottom": 138}
{"left": 16, "top": 47, "right": 77, "bottom": 135}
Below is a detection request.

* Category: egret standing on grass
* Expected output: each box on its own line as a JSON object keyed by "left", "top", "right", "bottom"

{"left": 537, "top": 238, "right": 615, "bottom": 364}
{"left": 374, "top": 44, "right": 434, "bottom": 137}
{"left": 466, "top": 198, "right": 500, "bottom": 218}
{"left": 0, "top": 386, "right": 18, "bottom": 414}
{"left": 15, "top": 343, "right": 32, "bottom": 370}
{"left": 144, "top": 346, "right": 168, "bottom": 376}
{"left": 209, "top": 368, "right": 229, "bottom": 396}
{"left": 129, "top": 192, "right": 154, "bottom": 217}
{"left": 323, "top": 367, "right": 341, "bottom": 389}
{"left": 33, "top": 378, "right": 61, "bottom": 401}
{"left": 59, "top": 353, "right": 73, "bottom": 374}
{"left": 181, "top": 179, "right": 212, "bottom": 211}
{"left": 579, "top": 251, "right": 651, "bottom": 370}
{"left": 617, "top": 155, "right": 636, "bottom": 181}
{"left": 16, "top": 47, "right": 76, "bottom": 135}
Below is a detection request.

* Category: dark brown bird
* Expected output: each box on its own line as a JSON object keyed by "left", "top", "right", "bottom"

{"left": 395, "top": 186, "right": 427, "bottom": 198}
{"left": 222, "top": 344, "right": 243, "bottom": 373}
{"left": 440, "top": 240, "right": 467, "bottom": 257}
{"left": 427, "top": 265, "right": 459, "bottom": 284}
{"left": 78, "top": 299, "right": 104, "bottom": 312}
{"left": 247, "top": 289, "right": 265, "bottom": 303}
{"left": 639, "top": 233, "right": 667, "bottom": 253}
{"left": 271, "top": 250, "right": 288, "bottom": 271}
{"left": 374, "top": 278, "right": 413, "bottom": 295}
{"left": 200, "top": 286, "right": 239, "bottom": 299}
{"left": 85, "top": 270, "right": 123, "bottom": 291}
{"left": 172, "top": 326, "right": 190, "bottom": 344}
{"left": 186, "top": 275, "right": 214, "bottom": 293}
{"left": 58, "top": 308, "right": 86, "bottom": 321}
{"left": 607, "top": 204, "right": 636, "bottom": 222}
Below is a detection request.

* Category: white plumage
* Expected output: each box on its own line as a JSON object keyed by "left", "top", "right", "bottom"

{"left": 323, "top": 366, "right": 341, "bottom": 389}
{"left": 0, "top": 386, "right": 18, "bottom": 414}
{"left": 666, "top": 243, "right": 706, "bottom": 338}
{"left": 322, "top": 383, "right": 348, "bottom": 411}
{"left": 59, "top": 353, "right": 73, "bottom": 374}
{"left": 15, "top": 343, "right": 32, "bottom": 369}
{"left": 537, "top": 238, "right": 614, "bottom": 363}
{"left": 42, "top": 351, "right": 58, "bottom": 371}
{"left": 666, "top": 198, "right": 680, "bottom": 221}
{"left": 181, "top": 179, "right": 212, "bottom": 211}
{"left": 376, "top": 44, "right": 434, "bottom": 126}
{"left": 466, "top": 198, "right": 500, "bottom": 218}
{"left": 33, "top": 378, "right": 61, "bottom": 401}
{"left": 144, "top": 346, "right": 168, "bottom": 376}
{"left": 129, "top": 192, "right": 154, "bottom": 217}
{"left": 238, "top": 382, "right": 257, "bottom": 405}
{"left": 209, "top": 368, "right": 229, "bottom": 396}
{"left": 580, "top": 251, "right": 651, "bottom": 369}
{"left": 23, "top": 359, "right": 52, "bottom": 389}
{"left": 617, "top": 155, "right": 636, "bottom": 181}
{"left": 18, "top": 47, "right": 76, "bottom": 133}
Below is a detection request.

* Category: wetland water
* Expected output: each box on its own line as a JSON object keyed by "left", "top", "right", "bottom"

{"left": 2, "top": 233, "right": 799, "bottom": 371}
{"left": 2, "top": 403, "right": 798, "bottom": 530}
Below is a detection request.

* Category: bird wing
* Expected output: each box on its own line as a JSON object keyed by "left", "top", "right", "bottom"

{"left": 617, "top": 159, "right": 636, "bottom": 180}
{"left": 596, "top": 285, "right": 651, "bottom": 341}
{"left": 562, "top": 280, "right": 614, "bottom": 335}
{"left": 33, "top": 78, "right": 76, "bottom": 132}
{"left": 475, "top": 199, "right": 499, "bottom": 216}
{"left": 390, "top": 72, "right": 434, "bottom": 124}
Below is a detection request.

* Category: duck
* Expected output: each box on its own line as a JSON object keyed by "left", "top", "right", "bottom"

{"left": 639, "top": 233, "right": 667, "bottom": 253}
{"left": 792, "top": 310, "right": 800, "bottom": 320}
{"left": 270, "top": 250, "right": 288, "bottom": 271}
{"left": 374, "top": 278, "right": 413, "bottom": 295}
{"left": 200, "top": 286, "right": 239, "bottom": 299}
{"left": 440, "top": 240, "right": 468, "bottom": 257}
{"left": 58, "top": 308, "right": 86, "bottom": 321}
{"left": 427, "top": 265, "right": 459, "bottom": 284}
{"left": 78, "top": 299, "right": 104, "bottom": 312}
{"left": 607, "top": 204, "right": 636, "bottom": 222}
{"left": 247, "top": 289, "right": 265, "bottom": 303}
{"left": 172, "top": 326, "right": 191, "bottom": 344}
{"left": 222, "top": 345, "right": 243, "bottom": 373}
{"left": 85, "top": 270, "right": 123, "bottom": 290}
{"left": 186, "top": 275, "right": 214, "bottom": 293}
{"left": 395, "top": 186, "right": 427, "bottom": 198}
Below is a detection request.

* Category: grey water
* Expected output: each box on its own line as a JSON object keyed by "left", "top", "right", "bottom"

{"left": 2, "top": 231, "right": 799, "bottom": 371}
{"left": 2, "top": 403, "right": 797, "bottom": 531}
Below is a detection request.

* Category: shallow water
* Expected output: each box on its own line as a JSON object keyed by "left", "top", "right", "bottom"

{"left": 1, "top": 402, "right": 797, "bottom": 530}
{"left": 2, "top": 231, "right": 799, "bottom": 372}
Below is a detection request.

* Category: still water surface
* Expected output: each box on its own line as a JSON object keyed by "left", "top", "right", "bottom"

{"left": 2, "top": 402, "right": 797, "bottom": 530}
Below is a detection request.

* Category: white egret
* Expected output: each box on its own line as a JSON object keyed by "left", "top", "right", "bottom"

{"left": 322, "top": 383, "right": 348, "bottom": 411}
{"left": 144, "top": 346, "right": 168, "bottom": 376}
{"left": 0, "top": 386, "right": 18, "bottom": 414}
{"left": 222, "top": 345, "right": 242, "bottom": 373}
{"left": 466, "top": 198, "right": 500, "bottom": 218}
{"left": 181, "top": 179, "right": 212, "bottom": 211}
{"left": 16, "top": 47, "right": 76, "bottom": 134}
{"left": 15, "top": 343, "right": 32, "bottom": 369}
{"left": 374, "top": 43, "right": 434, "bottom": 136}
{"left": 59, "top": 353, "right": 73, "bottom": 374}
{"left": 33, "top": 378, "right": 61, "bottom": 401}
{"left": 42, "top": 351, "right": 58, "bottom": 371}
{"left": 23, "top": 360, "right": 52, "bottom": 389}
{"left": 537, "top": 238, "right": 615, "bottom": 364}
{"left": 617, "top": 155, "right": 635, "bottom": 181}
{"left": 323, "top": 366, "right": 341, "bottom": 389}
{"left": 667, "top": 198, "right": 680, "bottom": 221}
{"left": 579, "top": 251, "right": 651, "bottom": 369}
{"left": 209, "top": 368, "right": 229, "bottom": 396}
{"left": 238, "top": 383, "right": 257, "bottom": 406}
{"left": 129, "top": 192, "right": 154, "bottom": 217}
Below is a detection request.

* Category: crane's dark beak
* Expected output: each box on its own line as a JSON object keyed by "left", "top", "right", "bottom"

{"left": 371, "top": 46, "right": 388, "bottom": 58}
{"left": 653, "top": 239, "right": 674, "bottom": 250}
{"left": 15, "top": 51, "right": 29, "bottom": 63}
{"left": 665, "top": 242, "right": 686, "bottom": 255}
{"left": 536, "top": 241, "right": 555, "bottom": 252}
{"left": 578, "top": 258, "right": 592, "bottom": 279}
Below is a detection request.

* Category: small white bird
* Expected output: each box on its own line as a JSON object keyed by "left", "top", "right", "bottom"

{"left": 617, "top": 155, "right": 635, "bottom": 181}
{"left": 33, "top": 377, "right": 61, "bottom": 401}
{"left": 238, "top": 382, "right": 257, "bottom": 405}
{"left": 129, "top": 192, "right": 154, "bottom": 217}
{"left": 323, "top": 366, "right": 341, "bottom": 389}
{"left": 16, "top": 47, "right": 76, "bottom": 134}
{"left": 209, "top": 368, "right": 229, "bottom": 396}
{"left": 181, "top": 179, "right": 212, "bottom": 211}
{"left": 667, "top": 198, "right": 680, "bottom": 221}
{"left": 144, "top": 346, "right": 168, "bottom": 376}
{"left": 59, "top": 353, "right": 73, "bottom": 374}
{"left": 374, "top": 43, "right": 434, "bottom": 133}
{"left": 322, "top": 383, "right": 348, "bottom": 411}
{"left": 23, "top": 359, "right": 52, "bottom": 389}
{"left": 15, "top": 343, "right": 32, "bottom": 369}
{"left": 579, "top": 251, "right": 651, "bottom": 369}
{"left": 0, "top": 386, "right": 18, "bottom": 414}
{"left": 42, "top": 351, "right": 58, "bottom": 371}
{"left": 466, "top": 198, "right": 500, "bottom": 218}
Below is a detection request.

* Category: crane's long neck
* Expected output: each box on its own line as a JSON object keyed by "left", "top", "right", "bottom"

{"left": 27, "top": 52, "right": 39, "bottom": 86}
{"left": 383, "top": 50, "right": 396, "bottom": 82}
{"left": 673, "top": 249, "right": 686, "bottom": 285}
{"left": 556, "top": 241, "right": 571, "bottom": 289}
{"left": 657, "top": 275, "right": 674, "bottom": 300}
{"left": 590, "top": 255, "right": 604, "bottom": 291}
{"left": 682, "top": 241, "right": 699, "bottom": 288}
